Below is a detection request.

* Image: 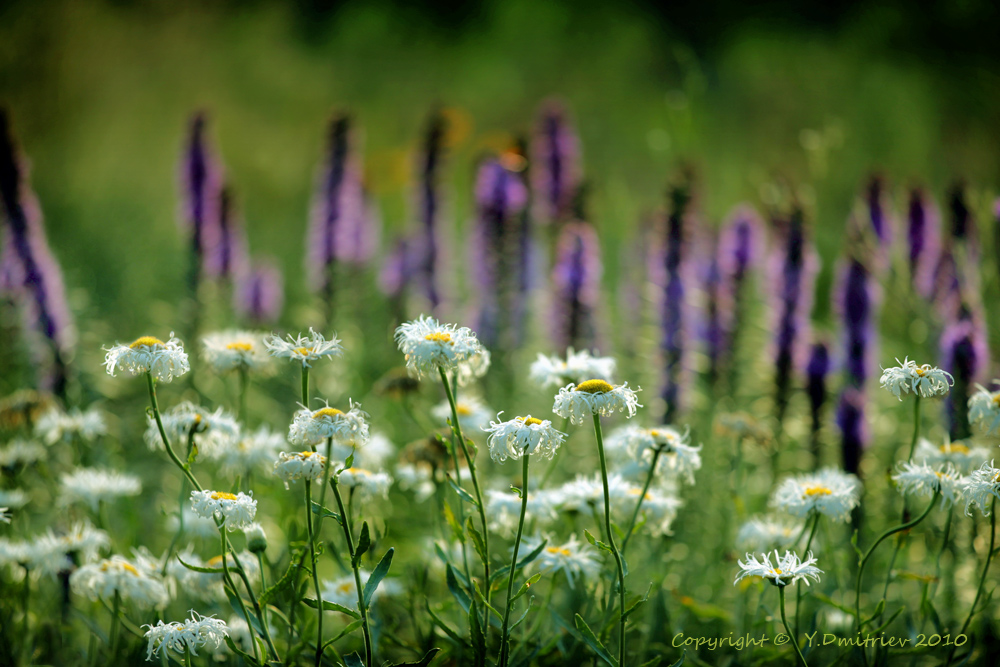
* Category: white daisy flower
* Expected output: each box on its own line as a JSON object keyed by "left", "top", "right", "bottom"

{"left": 263, "top": 327, "right": 343, "bottom": 368}
{"left": 335, "top": 432, "right": 394, "bottom": 470}
{"left": 321, "top": 569, "right": 400, "bottom": 610}
{"left": 167, "top": 508, "right": 221, "bottom": 540}
{"left": 32, "top": 522, "right": 110, "bottom": 576}
{"left": 969, "top": 384, "right": 1000, "bottom": 435}
{"left": 273, "top": 451, "right": 328, "bottom": 488}
{"left": 212, "top": 426, "right": 285, "bottom": 477}
{"left": 394, "top": 316, "right": 489, "bottom": 384}
{"left": 288, "top": 401, "right": 369, "bottom": 448}
{"left": 892, "top": 461, "right": 964, "bottom": 508}
{"left": 964, "top": 461, "right": 1000, "bottom": 516}
{"left": 913, "top": 438, "right": 989, "bottom": 475}
{"left": 0, "top": 538, "right": 36, "bottom": 570}
{"left": 59, "top": 468, "right": 142, "bottom": 511}
{"left": 190, "top": 490, "right": 257, "bottom": 531}
{"left": 70, "top": 555, "right": 170, "bottom": 609}
{"left": 143, "top": 402, "right": 240, "bottom": 457}
{"left": 529, "top": 348, "right": 617, "bottom": 389}
{"left": 521, "top": 535, "right": 600, "bottom": 588}
{"left": 734, "top": 550, "right": 823, "bottom": 587}
{"left": 879, "top": 357, "right": 954, "bottom": 400}
{"left": 736, "top": 517, "right": 803, "bottom": 552}
{"left": 143, "top": 611, "right": 229, "bottom": 661}
{"left": 0, "top": 508, "right": 9, "bottom": 524}
{"left": 609, "top": 424, "right": 702, "bottom": 484}
{"left": 627, "top": 486, "right": 683, "bottom": 536}
{"left": 484, "top": 414, "right": 566, "bottom": 463}
{"left": 0, "top": 440, "right": 45, "bottom": 469}
{"left": 167, "top": 550, "right": 259, "bottom": 601}
{"left": 337, "top": 468, "right": 392, "bottom": 500}
{"left": 0, "top": 489, "right": 28, "bottom": 510}
{"left": 34, "top": 407, "right": 107, "bottom": 445}
{"left": 556, "top": 473, "right": 634, "bottom": 514}
{"left": 552, "top": 379, "right": 642, "bottom": 425}
{"left": 104, "top": 334, "right": 190, "bottom": 382}
{"left": 770, "top": 468, "right": 861, "bottom": 523}
{"left": 432, "top": 396, "right": 494, "bottom": 434}
{"left": 393, "top": 462, "right": 435, "bottom": 501}
{"left": 201, "top": 330, "right": 272, "bottom": 374}
{"left": 486, "top": 488, "right": 558, "bottom": 536}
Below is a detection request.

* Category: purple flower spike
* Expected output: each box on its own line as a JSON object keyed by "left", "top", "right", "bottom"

{"left": 532, "top": 100, "right": 581, "bottom": 226}
{"left": 551, "top": 221, "right": 602, "bottom": 353}
{"left": 865, "top": 175, "right": 892, "bottom": 249}
{"left": 472, "top": 157, "right": 528, "bottom": 347}
{"left": 906, "top": 188, "right": 941, "bottom": 297}
{"left": 940, "top": 311, "right": 989, "bottom": 440}
{"left": 0, "top": 109, "right": 74, "bottom": 395}
{"left": 234, "top": 258, "right": 284, "bottom": 326}
{"left": 207, "top": 185, "right": 248, "bottom": 281}
{"left": 948, "top": 183, "right": 977, "bottom": 248}
{"left": 836, "top": 253, "right": 880, "bottom": 391}
{"left": 415, "top": 112, "right": 447, "bottom": 312}
{"left": 836, "top": 388, "right": 867, "bottom": 476}
{"left": 180, "top": 112, "right": 223, "bottom": 284}
{"left": 806, "top": 340, "right": 831, "bottom": 466}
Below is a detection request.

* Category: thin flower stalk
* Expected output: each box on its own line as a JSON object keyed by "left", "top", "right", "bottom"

{"left": 621, "top": 446, "right": 663, "bottom": 553}
{"left": 592, "top": 413, "right": 628, "bottom": 666}
{"left": 945, "top": 497, "right": 996, "bottom": 666}
{"left": 778, "top": 586, "right": 809, "bottom": 667}
{"left": 498, "top": 455, "right": 530, "bottom": 667}
{"left": 330, "top": 473, "right": 375, "bottom": 667}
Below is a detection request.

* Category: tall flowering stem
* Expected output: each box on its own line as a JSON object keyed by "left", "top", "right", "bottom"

{"left": 330, "top": 474, "right": 375, "bottom": 667}
{"left": 145, "top": 373, "right": 202, "bottom": 492}
{"left": 417, "top": 112, "right": 445, "bottom": 312}
{"left": 439, "top": 368, "right": 491, "bottom": 614}
{"left": 945, "top": 497, "right": 996, "bottom": 666}
{"left": 621, "top": 447, "right": 663, "bottom": 553}
{"left": 592, "top": 413, "right": 627, "bottom": 666}
{"left": 498, "top": 455, "right": 530, "bottom": 667}
{"left": 659, "top": 183, "right": 691, "bottom": 423}
{"left": 303, "top": 481, "right": 327, "bottom": 667}
{"left": 778, "top": 586, "right": 809, "bottom": 667}
{"left": 552, "top": 222, "right": 602, "bottom": 352}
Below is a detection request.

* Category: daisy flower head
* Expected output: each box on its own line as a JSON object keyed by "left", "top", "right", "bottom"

{"left": 31, "top": 522, "right": 111, "bottom": 576}
{"left": 273, "top": 451, "right": 328, "bottom": 488}
{"left": 879, "top": 357, "right": 953, "bottom": 400}
{"left": 143, "top": 402, "right": 240, "bottom": 457}
{"left": 59, "top": 468, "right": 142, "bottom": 511}
{"left": 394, "top": 315, "right": 489, "bottom": 384}
{"left": 201, "top": 330, "right": 272, "bottom": 374}
{"left": 143, "top": 611, "right": 229, "bottom": 661}
{"left": 263, "top": 327, "right": 343, "bottom": 368}
{"left": 770, "top": 468, "right": 861, "bottom": 523}
{"left": 337, "top": 468, "right": 392, "bottom": 500}
{"left": 914, "top": 437, "right": 989, "bottom": 475}
{"left": 522, "top": 535, "right": 600, "bottom": 588}
{"left": 432, "top": 396, "right": 494, "bottom": 434}
{"left": 0, "top": 440, "right": 45, "bottom": 470}
{"left": 892, "top": 461, "right": 964, "bottom": 508}
{"left": 35, "top": 406, "right": 107, "bottom": 445}
{"left": 964, "top": 460, "right": 1000, "bottom": 516}
{"left": 968, "top": 383, "right": 1000, "bottom": 435}
{"left": 557, "top": 473, "right": 633, "bottom": 513}
{"left": 484, "top": 413, "right": 566, "bottom": 463}
{"left": 529, "top": 348, "right": 617, "bottom": 389}
{"left": 627, "top": 486, "right": 683, "bottom": 536}
{"left": 211, "top": 425, "right": 284, "bottom": 477}
{"left": 552, "top": 379, "right": 642, "bottom": 425}
{"left": 486, "top": 488, "right": 558, "bottom": 536}
{"left": 189, "top": 490, "right": 257, "bottom": 531}
{"left": 614, "top": 424, "right": 702, "bottom": 484}
{"left": 70, "top": 555, "right": 170, "bottom": 609}
{"left": 0, "top": 489, "right": 27, "bottom": 510}
{"left": 104, "top": 333, "right": 190, "bottom": 382}
{"left": 288, "top": 400, "right": 370, "bottom": 449}
{"left": 340, "top": 432, "right": 394, "bottom": 470}
{"left": 736, "top": 517, "right": 802, "bottom": 552}
{"left": 735, "top": 550, "right": 822, "bottom": 588}
{"left": 167, "top": 508, "right": 220, "bottom": 540}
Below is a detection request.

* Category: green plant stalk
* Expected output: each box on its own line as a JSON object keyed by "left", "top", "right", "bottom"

{"left": 778, "top": 586, "right": 809, "bottom": 667}
{"left": 225, "top": 533, "right": 280, "bottom": 662}
{"left": 304, "top": 481, "right": 326, "bottom": 667}
{"left": 498, "top": 455, "right": 530, "bottom": 667}
{"left": 855, "top": 490, "right": 939, "bottom": 635}
{"left": 439, "top": 368, "right": 491, "bottom": 615}
{"left": 621, "top": 447, "right": 663, "bottom": 554}
{"left": 794, "top": 512, "right": 821, "bottom": 638}
{"left": 145, "top": 372, "right": 202, "bottom": 492}
{"left": 316, "top": 436, "right": 335, "bottom": 519}
{"left": 946, "top": 497, "right": 996, "bottom": 666}
{"left": 108, "top": 590, "right": 121, "bottom": 661}
{"left": 220, "top": 526, "right": 262, "bottom": 665}
{"left": 21, "top": 565, "right": 30, "bottom": 665}
{"left": 238, "top": 366, "right": 249, "bottom": 425}
{"left": 905, "top": 395, "right": 921, "bottom": 462}
{"left": 184, "top": 644, "right": 193, "bottom": 667}
{"left": 330, "top": 476, "right": 374, "bottom": 667}
{"left": 593, "top": 413, "right": 628, "bottom": 667}
{"left": 301, "top": 366, "right": 310, "bottom": 408}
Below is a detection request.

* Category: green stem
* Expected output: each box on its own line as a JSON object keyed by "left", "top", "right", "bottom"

{"left": 108, "top": 590, "right": 121, "bottom": 661}
{"left": 946, "top": 497, "right": 996, "bottom": 666}
{"left": 930, "top": 506, "right": 953, "bottom": 601}
{"left": 905, "top": 395, "right": 921, "bottom": 462}
{"left": 621, "top": 447, "right": 662, "bottom": 554}
{"left": 301, "top": 366, "right": 310, "bottom": 408}
{"left": 184, "top": 645, "right": 193, "bottom": 667}
{"left": 145, "top": 373, "right": 202, "bottom": 492}
{"left": 498, "top": 455, "right": 530, "bottom": 667}
{"left": 593, "top": 413, "right": 627, "bottom": 667}
{"left": 238, "top": 366, "right": 249, "bottom": 425}
{"left": 794, "top": 513, "right": 821, "bottom": 638}
{"left": 317, "top": 436, "right": 334, "bottom": 518}
{"left": 778, "top": 586, "right": 809, "bottom": 667}
{"left": 21, "top": 566, "right": 30, "bottom": 664}
{"left": 330, "top": 477, "right": 374, "bottom": 667}
{"left": 439, "top": 368, "right": 491, "bottom": 619}
{"left": 227, "top": 538, "right": 280, "bottom": 662}
{"left": 220, "top": 527, "right": 261, "bottom": 665}
{"left": 304, "top": 482, "right": 326, "bottom": 667}
{"left": 855, "top": 491, "right": 939, "bottom": 635}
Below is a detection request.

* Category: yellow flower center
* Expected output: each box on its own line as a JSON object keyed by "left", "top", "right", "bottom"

{"left": 545, "top": 546, "right": 571, "bottom": 556}
{"left": 803, "top": 486, "right": 832, "bottom": 497}
{"left": 520, "top": 416, "right": 543, "bottom": 426}
{"left": 424, "top": 332, "right": 452, "bottom": 343}
{"left": 915, "top": 367, "right": 927, "bottom": 376}
{"left": 312, "top": 407, "right": 344, "bottom": 419}
{"left": 101, "top": 561, "right": 139, "bottom": 576}
{"left": 627, "top": 488, "right": 653, "bottom": 500}
{"left": 941, "top": 443, "right": 969, "bottom": 455}
{"left": 226, "top": 342, "right": 253, "bottom": 352}
{"left": 129, "top": 336, "right": 164, "bottom": 348}
{"left": 338, "top": 582, "right": 353, "bottom": 594}
{"left": 576, "top": 379, "right": 613, "bottom": 394}
{"left": 456, "top": 404, "right": 472, "bottom": 416}
{"left": 211, "top": 491, "right": 238, "bottom": 501}
{"left": 992, "top": 395, "right": 1000, "bottom": 406}
{"left": 773, "top": 569, "right": 783, "bottom": 575}
{"left": 295, "top": 347, "right": 313, "bottom": 355}
{"left": 300, "top": 451, "right": 315, "bottom": 457}
{"left": 207, "top": 555, "right": 224, "bottom": 568}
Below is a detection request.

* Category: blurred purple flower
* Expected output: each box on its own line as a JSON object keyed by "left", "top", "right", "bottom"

{"left": 940, "top": 311, "right": 989, "bottom": 440}
{"left": 836, "top": 388, "right": 867, "bottom": 476}
{"left": 206, "top": 185, "right": 248, "bottom": 280}
{"left": 806, "top": 340, "right": 831, "bottom": 465}
{"left": 234, "top": 258, "right": 284, "bottom": 326}
{"left": 552, "top": 221, "right": 602, "bottom": 353}
{"left": 180, "top": 112, "right": 223, "bottom": 284}
{"left": 864, "top": 175, "right": 892, "bottom": 249}
{"left": 906, "top": 187, "right": 940, "bottom": 297}
{"left": 415, "top": 111, "right": 447, "bottom": 312}
{"left": 835, "top": 253, "right": 880, "bottom": 390}
{"left": 532, "top": 100, "right": 581, "bottom": 226}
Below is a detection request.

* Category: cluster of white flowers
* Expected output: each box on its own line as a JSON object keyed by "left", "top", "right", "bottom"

{"left": 212, "top": 426, "right": 285, "bottom": 477}
{"left": 167, "top": 549, "right": 259, "bottom": 601}
{"left": 770, "top": 468, "right": 862, "bottom": 523}
{"left": 735, "top": 550, "right": 823, "bottom": 587}
{"left": 70, "top": 555, "right": 170, "bottom": 609}
{"left": 485, "top": 488, "right": 559, "bottom": 536}
{"left": 520, "top": 535, "right": 601, "bottom": 588}
{"left": 143, "top": 611, "right": 229, "bottom": 661}
{"left": 30, "top": 522, "right": 111, "bottom": 577}
{"left": 552, "top": 379, "right": 641, "bottom": 424}
{"left": 964, "top": 461, "right": 1000, "bottom": 516}
{"left": 273, "top": 451, "right": 328, "bottom": 487}
{"left": 736, "top": 517, "right": 802, "bottom": 552}
{"left": 913, "top": 438, "right": 990, "bottom": 474}
{"left": 337, "top": 468, "right": 392, "bottom": 500}
{"left": 288, "top": 401, "right": 370, "bottom": 449}
{"left": 432, "top": 396, "right": 494, "bottom": 433}
{"left": 879, "top": 358, "right": 953, "bottom": 400}
{"left": 201, "top": 330, "right": 272, "bottom": 373}
{"left": 892, "top": 461, "right": 965, "bottom": 508}
{"left": 529, "top": 348, "right": 616, "bottom": 388}
{"left": 34, "top": 406, "right": 107, "bottom": 445}
{"left": 59, "top": 468, "right": 142, "bottom": 511}
{"left": 263, "top": 328, "right": 343, "bottom": 368}
{"left": 607, "top": 424, "right": 702, "bottom": 484}
{"left": 143, "top": 402, "right": 240, "bottom": 456}
{"left": 968, "top": 384, "right": 1000, "bottom": 435}
{"left": 483, "top": 414, "right": 566, "bottom": 463}
{"left": 394, "top": 316, "right": 490, "bottom": 384}
{"left": 190, "top": 490, "right": 257, "bottom": 531}
{"left": 104, "top": 334, "right": 190, "bottom": 382}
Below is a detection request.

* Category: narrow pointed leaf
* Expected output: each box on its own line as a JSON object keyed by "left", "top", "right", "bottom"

{"left": 362, "top": 547, "right": 394, "bottom": 607}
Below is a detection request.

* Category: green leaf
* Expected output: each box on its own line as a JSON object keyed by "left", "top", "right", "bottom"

{"left": 344, "top": 452, "right": 355, "bottom": 469}
{"left": 446, "top": 564, "right": 472, "bottom": 613}
{"left": 860, "top": 599, "right": 886, "bottom": 628}
{"left": 623, "top": 583, "right": 653, "bottom": 621}
{"left": 489, "top": 539, "right": 548, "bottom": 584}
{"left": 870, "top": 606, "right": 904, "bottom": 635}
{"left": 388, "top": 647, "right": 441, "bottom": 666}
{"left": 224, "top": 634, "right": 255, "bottom": 662}
{"left": 426, "top": 603, "right": 467, "bottom": 647}
{"left": 259, "top": 552, "right": 301, "bottom": 606}
{"left": 812, "top": 592, "right": 855, "bottom": 616}
{"left": 466, "top": 518, "right": 488, "bottom": 565}
{"left": 322, "top": 619, "right": 363, "bottom": 651}
{"left": 447, "top": 475, "right": 479, "bottom": 507}
{"left": 469, "top": 606, "right": 487, "bottom": 667}
{"left": 509, "top": 485, "right": 522, "bottom": 498}
{"left": 584, "top": 529, "right": 612, "bottom": 553}
{"left": 473, "top": 580, "right": 503, "bottom": 621}
{"left": 354, "top": 522, "right": 371, "bottom": 566}
{"left": 362, "top": 547, "right": 394, "bottom": 607}
{"left": 574, "top": 613, "right": 619, "bottom": 667}
{"left": 176, "top": 554, "right": 223, "bottom": 574}
{"left": 511, "top": 573, "right": 542, "bottom": 602}
{"left": 310, "top": 501, "right": 341, "bottom": 523}
{"left": 665, "top": 651, "right": 685, "bottom": 667}
{"left": 851, "top": 529, "right": 863, "bottom": 562}
{"left": 301, "top": 597, "right": 361, "bottom": 619}
{"left": 443, "top": 503, "right": 465, "bottom": 543}
{"left": 510, "top": 595, "right": 534, "bottom": 630}
{"left": 344, "top": 653, "right": 365, "bottom": 667}
{"left": 638, "top": 658, "right": 664, "bottom": 667}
